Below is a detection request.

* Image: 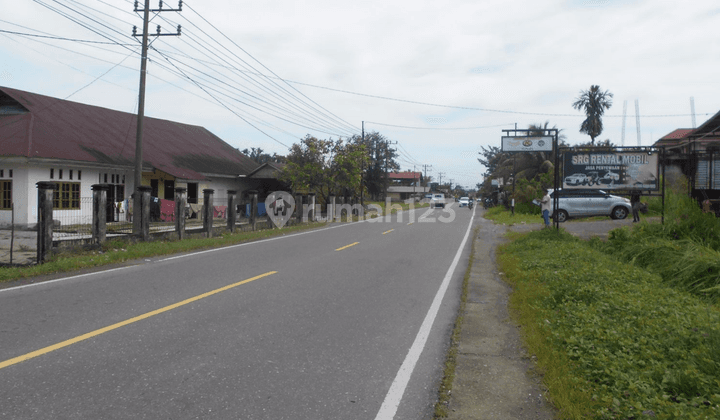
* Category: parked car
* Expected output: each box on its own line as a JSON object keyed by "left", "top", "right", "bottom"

{"left": 430, "top": 193, "right": 446, "bottom": 208}
{"left": 564, "top": 173, "right": 589, "bottom": 186}
{"left": 547, "top": 188, "right": 631, "bottom": 222}
{"left": 458, "top": 197, "right": 471, "bottom": 207}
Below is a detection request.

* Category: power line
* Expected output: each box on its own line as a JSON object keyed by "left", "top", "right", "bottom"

{"left": 152, "top": 47, "right": 290, "bottom": 149}
{"left": 0, "top": 29, "right": 134, "bottom": 44}
{"left": 366, "top": 121, "right": 516, "bottom": 130}
{"left": 182, "top": 1, "right": 359, "bottom": 134}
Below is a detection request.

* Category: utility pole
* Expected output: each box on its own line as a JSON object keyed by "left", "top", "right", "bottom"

{"left": 382, "top": 140, "right": 398, "bottom": 202}
{"left": 438, "top": 172, "right": 445, "bottom": 185}
{"left": 131, "top": 0, "right": 182, "bottom": 236}
{"left": 361, "top": 121, "right": 365, "bottom": 206}
{"left": 421, "top": 164, "right": 432, "bottom": 193}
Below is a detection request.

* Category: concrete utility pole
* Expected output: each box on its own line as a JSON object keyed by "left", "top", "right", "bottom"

{"left": 438, "top": 172, "right": 445, "bottom": 185}
{"left": 361, "top": 121, "right": 365, "bottom": 206}
{"left": 422, "top": 164, "right": 432, "bottom": 181}
{"left": 131, "top": 0, "right": 182, "bottom": 237}
{"left": 382, "top": 140, "right": 397, "bottom": 202}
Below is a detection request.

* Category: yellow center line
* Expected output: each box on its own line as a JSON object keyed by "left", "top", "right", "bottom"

{"left": 335, "top": 242, "right": 359, "bottom": 251}
{"left": 407, "top": 222, "right": 414, "bottom": 225}
{"left": 0, "top": 271, "right": 277, "bottom": 371}
{"left": 382, "top": 229, "right": 394, "bottom": 235}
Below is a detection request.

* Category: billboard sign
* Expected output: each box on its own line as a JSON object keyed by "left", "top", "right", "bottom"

{"left": 563, "top": 152, "right": 659, "bottom": 191}
{"left": 501, "top": 136, "right": 553, "bottom": 152}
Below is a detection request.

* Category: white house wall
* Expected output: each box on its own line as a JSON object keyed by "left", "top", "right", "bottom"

{"left": 2, "top": 162, "right": 133, "bottom": 228}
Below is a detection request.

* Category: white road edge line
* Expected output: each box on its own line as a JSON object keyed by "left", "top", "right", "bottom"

{"left": 0, "top": 265, "right": 135, "bottom": 294}
{"left": 374, "top": 206, "right": 475, "bottom": 420}
{"left": 0, "top": 207, "right": 426, "bottom": 293}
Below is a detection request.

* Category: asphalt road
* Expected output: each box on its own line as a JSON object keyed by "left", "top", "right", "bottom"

{"left": 0, "top": 205, "right": 476, "bottom": 419}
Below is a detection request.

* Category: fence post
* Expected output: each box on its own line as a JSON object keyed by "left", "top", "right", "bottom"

{"left": 227, "top": 190, "right": 237, "bottom": 232}
{"left": 91, "top": 184, "right": 109, "bottom": 245}
{"left": 36, "top": 181, "right": 55, "bottom": 264}
{"left": 328, "top": 195, "right": 335, "bottom": 222}
{"left": 138, "top": 186, "right": 152, "bottom": 241}
{"left": 248, "top": 190, "right": 258, "bottom": 231}
{"left": 308, "top": 193, "right": 316, "bottom": 221}
{"left": 295, "top": 193, "right": 303, "bottom": 223}
{"left": 203, "top": 189, "right": 214, "bottom": 238}
{"left": 175, "top": 187, "right": 187, "bottom": 240}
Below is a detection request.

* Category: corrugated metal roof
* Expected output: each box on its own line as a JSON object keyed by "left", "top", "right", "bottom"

{"left": 0, "top": 86, "right": 259, "bottom": 180}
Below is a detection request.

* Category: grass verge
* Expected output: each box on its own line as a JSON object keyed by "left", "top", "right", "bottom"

{"left": 433, "top": 227, "right": 475, "bottom": 418}
{"left": 499, "top": 228, "right": 720, "bottom": 419}
{"left": 0, "top": 222, "right": 327, "bottom": 284}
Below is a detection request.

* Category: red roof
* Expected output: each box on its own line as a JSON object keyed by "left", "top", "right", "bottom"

{"left": 388, "top": 171, "right": 421, "bottom": 180}
{"left": 0, "top": 86, "right": 259, "bottom": 180}
{"left": 659, "top": 128, "right": 694, "bottom": 140}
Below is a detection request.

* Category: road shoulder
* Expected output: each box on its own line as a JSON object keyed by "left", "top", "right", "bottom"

{"left": 445, "top": 218, "right": 556, "bottom": 419}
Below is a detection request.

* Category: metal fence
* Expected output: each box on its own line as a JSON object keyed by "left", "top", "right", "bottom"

{"left": 53, "top": 197, "right": 94, "bottom": 238}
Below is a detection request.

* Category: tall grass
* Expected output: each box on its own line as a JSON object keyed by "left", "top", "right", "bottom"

{"left": 596, "top": 187, "right": 720, "bottom": 302}
{"left": 499, "top": 229, "right": 720, "bottom": 419}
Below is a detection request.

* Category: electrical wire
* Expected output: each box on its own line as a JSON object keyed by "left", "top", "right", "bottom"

{"left": 365, "top": 121, "right": 516, "bottom": 130}
{"left": 156, "top": 14, "right": 358, "bottom": 138}
{"left": 151, "top": 47, "right": 290, "bottom": 149}
{"left": 182, "top": 1, "right": 359, "bottom": 134}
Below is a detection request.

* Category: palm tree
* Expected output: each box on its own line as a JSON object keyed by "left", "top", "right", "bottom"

{"left": 572, "top": 85, "right": 613, "bottom": 145}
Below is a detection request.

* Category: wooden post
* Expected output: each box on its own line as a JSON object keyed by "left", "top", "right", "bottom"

{"left": 36, "top": 182, "right": 55, "bottom": 264}
{"left": 175, "top": 187, "right": 187, "bottom": 240}
{"left": 203, "top": 189, "right": 214, "bottom": 238}
{"left": 227, "top": 190, "right": 237, "bottom": 232}
{"left": 91, "top": 184, "right": 109, "bottom": 245}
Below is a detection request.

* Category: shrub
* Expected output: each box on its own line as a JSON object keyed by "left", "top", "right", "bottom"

{"left": 500, "top": 229, "right": 720, "bottom": 419}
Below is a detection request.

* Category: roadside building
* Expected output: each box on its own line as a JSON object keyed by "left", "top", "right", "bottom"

{"left": 0, "top": 86, "right": 268, "bottom": 228}
{"left": 654, "top": 110, "right": 720, "bottom": 212}
{"left": 386, "top": 171, "right": 428, "bottom": 201}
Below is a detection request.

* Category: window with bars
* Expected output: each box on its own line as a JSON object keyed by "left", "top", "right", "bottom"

{"left": 0, "top": 180, "right": 11, "bottom": 209}
{"left": 52, "top": 182, "right": 80, "bottom": 209}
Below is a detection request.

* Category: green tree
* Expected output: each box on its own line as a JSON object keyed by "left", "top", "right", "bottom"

{"left": 241, "top": 147, "right": 285, "bottom": 164}
{"left": 330, "top": 139, "right": 368, "bottom": 200}
{"left": 348, "top": 131, "right": 399, "bottom": 200}
{"left": 572, "top": 85, "right": 613, "bottom": 145}
{"left": 280, "top": 135, "right": 368, "bottom": 203}
{"left": 280, "top": 135, "right": 335, "bottom": 200}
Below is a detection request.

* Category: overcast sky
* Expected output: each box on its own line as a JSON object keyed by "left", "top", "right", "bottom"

{"left": 1, "top": 0, "right": 717, "bottom": 190}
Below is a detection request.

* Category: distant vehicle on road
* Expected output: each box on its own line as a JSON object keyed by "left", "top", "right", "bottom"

{"left": 458, "top": 197, "right": 471, "bottom": 207}
{"left": 430, "top": 193, "right": 446, "bottom": 209}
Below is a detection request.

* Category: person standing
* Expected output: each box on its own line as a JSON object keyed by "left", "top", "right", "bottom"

{"left": 541, "top": 191, "right": 552, "bottom": 229}
{"left": 631, "top": 192, "right": 641, "bottom": 222}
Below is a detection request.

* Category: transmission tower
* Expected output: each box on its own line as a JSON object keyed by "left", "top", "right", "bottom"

{"left": 621, "top": 100, "right": 627, "bottom": 146}
{"left": 635, "top": 99, "right": 641, "bottom": 146}
{"left": 690, "top": 97, "right": 697, "bottom": 128}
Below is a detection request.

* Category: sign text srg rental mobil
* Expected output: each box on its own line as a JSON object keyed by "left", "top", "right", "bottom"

{"left": 563, "top": 152, "right": 659, "bottom": 191}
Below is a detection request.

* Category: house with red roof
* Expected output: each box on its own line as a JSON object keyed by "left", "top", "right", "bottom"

{"left": 386, "top": 171, "right": 428, "bottom": 201}
{"left": 654, "top": 110, "right": 720, "bottom": 209}
{"left": 0, "top": 86, "right": 267, "bottom": 228}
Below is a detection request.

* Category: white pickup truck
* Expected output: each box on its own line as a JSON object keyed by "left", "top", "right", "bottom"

{"left": 430, "top": 193, "right": 446, "bottom": 209}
